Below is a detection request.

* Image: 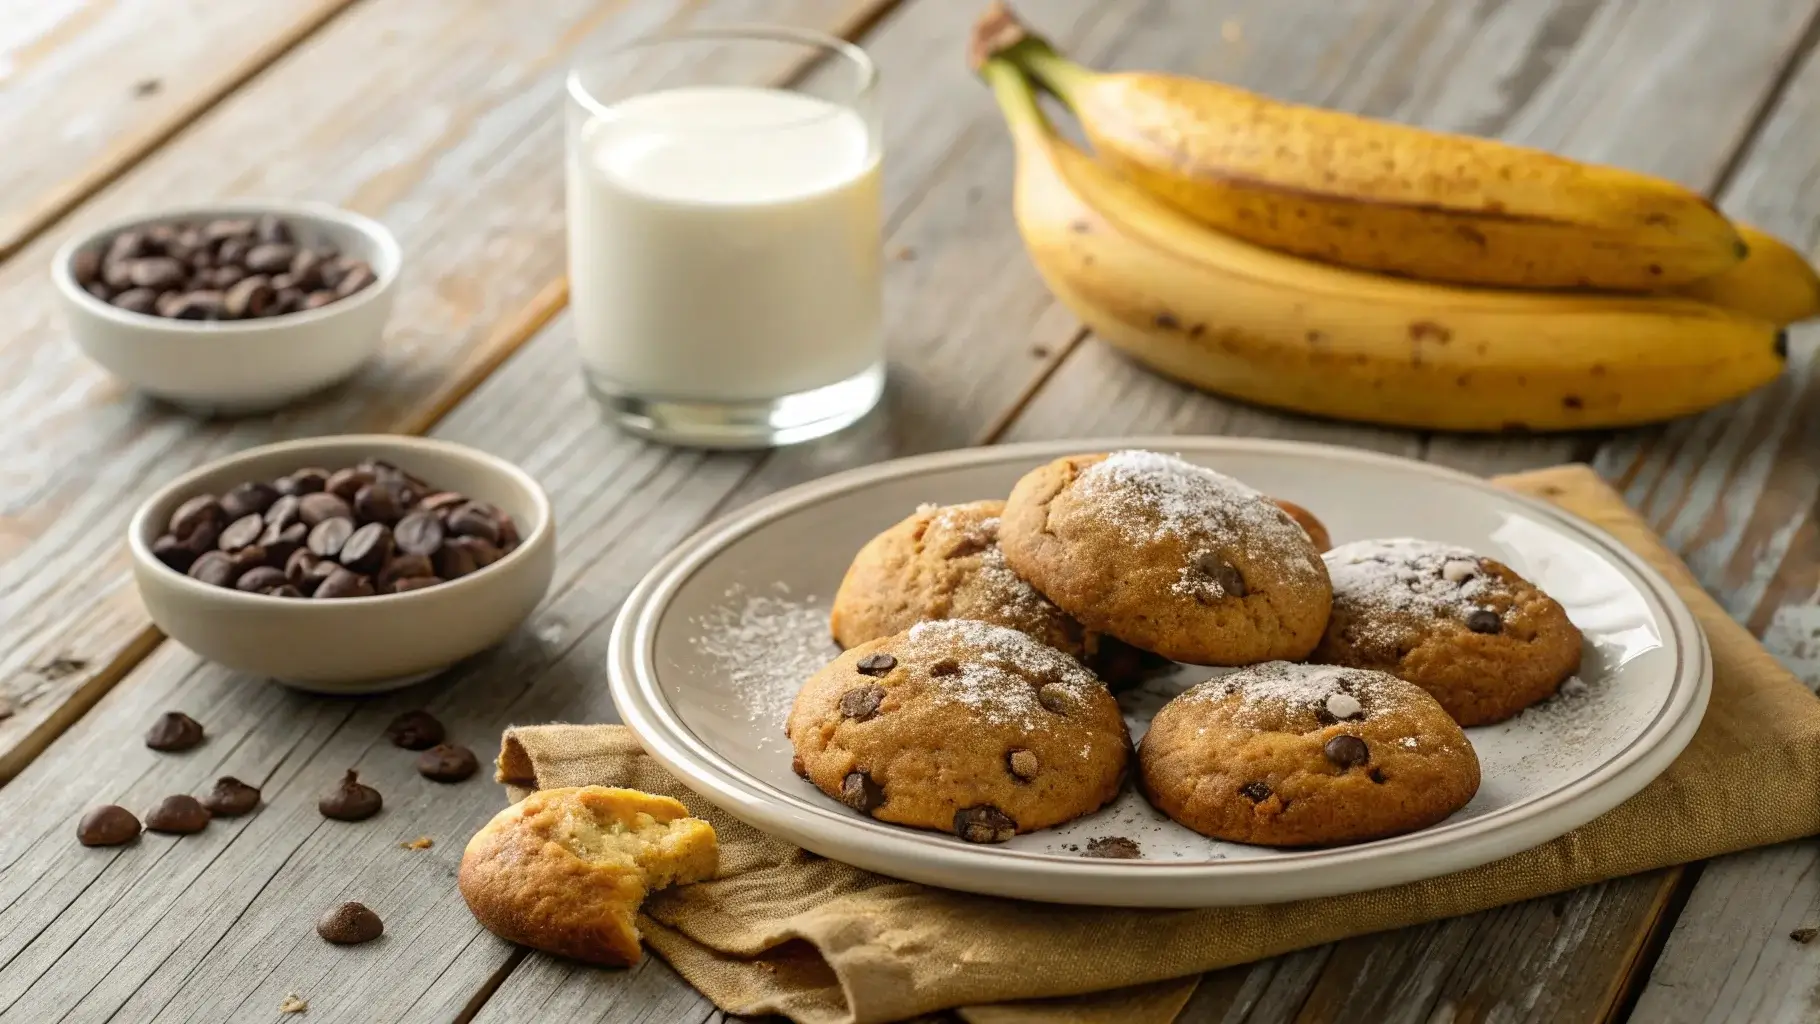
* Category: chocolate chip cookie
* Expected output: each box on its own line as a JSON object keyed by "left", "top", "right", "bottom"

{"left": 1310, "top": 539, "right": 1583, "bottom": 726}
{"left": 830, "top": 501, "right": 1094, "bottom": 660}
{"left": 999, "top": 451, "right": 1332, "bottom": 665}
{"left": 786, "top": 619, "right": 1129, "bottom": 842}
{"left": 1139, "top": 662, "right": 1480, "bottom": 846}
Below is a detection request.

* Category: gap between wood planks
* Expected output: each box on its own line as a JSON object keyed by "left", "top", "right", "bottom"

{"left": 0, "top": 0, "right": 368, "bottom": 266}
{"left": 0, "top": 0, "right": 908, "bottom": 788}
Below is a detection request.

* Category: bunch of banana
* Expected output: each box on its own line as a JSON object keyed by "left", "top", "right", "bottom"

{"left": 971, "top": 4, "right": 1817, "bottom": 432}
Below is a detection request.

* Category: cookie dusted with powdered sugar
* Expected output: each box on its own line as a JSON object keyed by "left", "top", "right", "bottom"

{"left": 786, "top": 620, "right": 1129, "bottom": 843}
{"left": 1310, "top": 539, "right": 1583, "bottom": 726}
{"left": 998, "top": 451, "right": 1332, "bottom": 665}
{"left": 1139, "top": 662, "right": 1480, "bottom": 847}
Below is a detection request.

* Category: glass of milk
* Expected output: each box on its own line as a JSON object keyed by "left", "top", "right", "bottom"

{"left": 566, "top": 28, "right": 883, "bottom": 448}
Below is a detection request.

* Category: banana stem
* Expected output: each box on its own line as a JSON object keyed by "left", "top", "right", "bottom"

{"left": 981, "top": 58, "right": 1051, "bottom": 139}
{"left": 969, "top": 3, "right": 1095, "bottom": 104}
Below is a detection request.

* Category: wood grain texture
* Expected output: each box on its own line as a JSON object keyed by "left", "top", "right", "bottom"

{"left": 0, "top": 0, "right": 885, "bottom": 787}
{"left": 0, "top": 0, "right": 361, "bottom": 260}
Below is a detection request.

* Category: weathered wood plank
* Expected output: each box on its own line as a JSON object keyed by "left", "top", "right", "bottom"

{"left": 0, "top": 0, "right": 889, "bottom": 786}
{"left": 0, "top": 0, "right": 361, "bottom": 261}
{"left": 994, "top": 0, "right": 1820, "bottom": 1021}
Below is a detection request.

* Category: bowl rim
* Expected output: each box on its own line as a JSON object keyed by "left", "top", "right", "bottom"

{"left": 128, "top": 434, "right": 552, "bottom": 608}
{"left": 52, "top": 199, "right": 402, "bottom": 336}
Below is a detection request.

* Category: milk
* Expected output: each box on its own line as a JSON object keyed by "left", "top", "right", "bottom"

{"left": 566, "top": 86, "right": 883, "bottom": 406}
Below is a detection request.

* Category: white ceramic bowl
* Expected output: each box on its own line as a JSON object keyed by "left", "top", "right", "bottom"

{"left": 53, "top": 201, "right": 401, "bottom": 413}
{"left": 129, "top": 435, "right": 555, "bottom": 693}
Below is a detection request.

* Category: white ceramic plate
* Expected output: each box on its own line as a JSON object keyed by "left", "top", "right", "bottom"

{"left": 609, "top": 438, "right": 1710, "bottom": 907}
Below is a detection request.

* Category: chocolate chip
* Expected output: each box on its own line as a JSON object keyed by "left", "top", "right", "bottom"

{"left": 393, "top": 512, "right": 444, "bottom": 556}
{"left": 385, "top": 710, "right": 445, "bottom": 750}
{"left": 1037, "top": 683, "right": 1070, "bottom": 714}
{"left": 169, "top": 495, "right": 224, "bottom": 537}
{"left": 235, "top": 566, "right": 289, "bottom": 593}
{"left": 201, "top": 777, "right": 262, "bottom": 817}
{"left": 313, "top": 568, "right": 374, "bottom": 600}
{"left": 1792, "top": 927, "right": 1818, "bottom": 945}
{"left": 791, "top": 754, "right": 809, "bottom": 778}
{"left": 353, "top": 481, "right": 407, "bottom": 524}
{"left": 1007, "top": 748, "right": 1039, "bottom": 780}
{"left": 145, "top": 711, "right": 204, "bottom": 751}
{"left": 319, "top": 770, "right": 382, "bottom": 821}
{"left": 855, "top": 652, "right": 896, "bottom": 676}
{"left": 1324, "top": 734, "right": 1370, "bottom": 768}
{"left": 187, "top": 551, "right": 237, "bottom": 587}
{"left": 839, "top": 685, "right": 886, "bottom": 721}
{"left": 1196, "top": 552, "right": 1247, "bottom": 597}
{"left": 1239, "top": 781, "right": 1272, "bottom": 801}
{"left": 1466, "top": 608, "right": 1502, "bottom": 635}
{"left": 839, "top": 771, "right": 885, "bottom": 814}
{"left": 77, "top": 805, "right": 142, "bottom": 847}
{"left": 144, "top": 794, "right": 210, "bottom": 834}
{"left": 325, "top": 467, "right": 374, "bottom": 502}
{"left": 217, "top": 513, "right": 265, "bottom": 552}
{"left": 443, "top": 504, "right": 497, "bottom": 546}
{"left": 317, "top": 902, "right": 384, "bottom": 945}
{"left": 1082, "top": 836, "right": 1140, "bottom": 859}
{"left": 1369, "top": 767, "right": 1388, "bottom": 784}
{"left": 338, "top": 522, "right": 393, "bottom": 574}
{"left": 306, "top": 516, "right": 355, "bottom": 558}
{"left": 954, "top": 805, "right": 1017, "bottom": 843}
{"left": 220, "top": 481, "right": 280, "bottom": 519}
{"left": 297, "top": 492, "right": 352, "bottom": 527}
{"left": 416, "top": 743, "right": 479, "bottom": 783}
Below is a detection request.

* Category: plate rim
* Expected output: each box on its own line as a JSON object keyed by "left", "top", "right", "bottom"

{"left": 609, "top": 436, "right": 1711, "bottom": 906}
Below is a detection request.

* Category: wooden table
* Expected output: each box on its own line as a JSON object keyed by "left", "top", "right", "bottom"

{"left": 2, "top": 1, "right": 1816, "bottom": 1020}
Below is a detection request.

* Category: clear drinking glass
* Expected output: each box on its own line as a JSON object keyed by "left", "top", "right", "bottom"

{"left": 566, "top": 28, "right": 884, "bottom": 449}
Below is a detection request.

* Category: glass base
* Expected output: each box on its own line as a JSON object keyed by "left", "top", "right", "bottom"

{"left": 586, "top": 362, "right": 884, "bottom": 449}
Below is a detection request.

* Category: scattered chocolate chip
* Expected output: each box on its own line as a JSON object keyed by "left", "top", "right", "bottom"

{"left": 1792, "top": 927, "right": 1817, "bottom": 944}
{"left": 1466, "top": 608, "right": 1502, "bottom": 635}
{"left": 839, "top": 771, "right": 885, "bottom": 814}
{"left": 319, "top": 770, "right": 382, "bottom": 821}
{"left": 855, "top": 652, "right": 896, "bottom": 676}
{"left": 1324, "top": 734, "right": 1370, "bottom": 768}
{"left": 1239, "top": 781, "right": 1272, "bottom": 801}
{"left": 145, "top": 711, "right": 204, "bottom": 751}
{"left": 144, "top": 794, "right": 210, "bottom": 834}
{"left": 953, "top": 805, "right": 1017, "bottom": 843}
{"left": 1082, "top": 836, "right": 1141, "bottom": 859}
{"left": 839, "top": 685, "right": 886, "bottom": 721}
{"left": 1037, "top": 683, "right": 1070, "bottom": 714}
{"left": 1007, "top": 748, "right": 1039, "bottom": 780}
{"left": 317, "top": 902, "right": 384, "bottom": 945}
{"left": 77, "top": 805, "right": 142, "bottom": 846}
{"left": 386, "top": 710, "right": 446, "bottom": 750}
{"left": 201, "top": 777, "right": 262, "bottom": 816}
{"left": 416, "top": 743, "right": 479, "bottom": 783}
{"left": 1369, "top": 767, "right": 1388, "bottom": 784}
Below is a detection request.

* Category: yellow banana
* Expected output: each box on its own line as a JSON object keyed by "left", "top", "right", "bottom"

{"left": 982, "top": 59, "right": 1784, "bottom": 433}
{"left": 1670, "top": 224, "right": 1820, "bottom": 325}
{"left": 977, "top": 4, "right": 1744, "bottom": 291}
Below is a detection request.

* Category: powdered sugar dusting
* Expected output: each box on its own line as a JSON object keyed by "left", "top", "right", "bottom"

{"left": 691, "top": 584, "right": 836, "bottom": 751}
{"left": 1074, "top": 450, "right": 1320, "bottom": 597}
{"left": 1326, "top": 539, "right": 1495, "bottom": 631}
{"left": 903, "top": 619, "right": 1099, "bottom": 729}
{"left": 1185, "top": 660, "right": 1413, "bottom": 727}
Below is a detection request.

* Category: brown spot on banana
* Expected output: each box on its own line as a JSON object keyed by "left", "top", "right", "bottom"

{"left": 1154, "top": 312, "right": 1181, "bottom": 330}
{"left": 1304, "top": 330, "right": 1327, "bottom": 347}
{"left": 1069, "top": 220, "right": 1091, "bottom": 233}
{"left": 1563, "top": 395, "right": 1584, "bottom": 410}
{"left": 1455, "top": 224, "right": 1488, "bottom": 248}
{"left": 1408, "top": 321, "right": 1453, "bottom": 343}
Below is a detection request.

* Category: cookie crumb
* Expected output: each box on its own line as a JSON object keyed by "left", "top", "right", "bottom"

{"left": 400, "top": 836, "right": 433, "bottom": 850}
{"left": 1083, "top": 836, "right": 1141, "bottom": 859}
{"left": 1557, "top": 677, "right": 1589, "bottom": 698}
{"left": 279, "top": 992, "right": 308, "bottom": 1013}
{"left": 1791, "top": 927, "right": 1817, "bottom": 944}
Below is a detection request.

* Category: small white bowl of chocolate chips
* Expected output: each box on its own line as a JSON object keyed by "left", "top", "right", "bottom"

{"left": 129, "top": 435, "right": 555, "bottom": 693}
{"left": 53, "top": 201, "right": 400, "bottom": 413}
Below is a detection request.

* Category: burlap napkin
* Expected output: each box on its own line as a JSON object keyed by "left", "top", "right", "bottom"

{"left": 492, "top": 464, "right": 1820, "bottom": 1024}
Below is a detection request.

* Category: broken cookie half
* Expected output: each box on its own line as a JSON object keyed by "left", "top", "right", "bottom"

{"left": 458, "top": 785, "right": 718, "bottom": 966}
